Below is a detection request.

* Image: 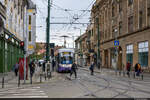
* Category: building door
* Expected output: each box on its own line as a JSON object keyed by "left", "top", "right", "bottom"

{"left": 104, "top": 50, "right": 108, "bottom": 68}
{"left": 118, "top": 46, "right": 123, "bottom": 70}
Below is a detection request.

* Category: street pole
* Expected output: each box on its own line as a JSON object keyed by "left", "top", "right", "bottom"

{"left": 46, "top": 0, "right": 51, "bottom": 62}
{"left": 72, "top": 36, "right": 74, "bottom": 48}
{"left": 114, "top": 29, "right": 118, "bottom": 75}
{"left": 96, "top": 18, "right": 100, "bottom": 69}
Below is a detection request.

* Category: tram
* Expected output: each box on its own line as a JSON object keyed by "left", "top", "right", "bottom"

{"left": 56, "top": 48, "right": 74, "bottom": 72}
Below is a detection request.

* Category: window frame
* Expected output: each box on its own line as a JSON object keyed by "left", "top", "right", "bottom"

{"left": 138, "top": 41, "right": 149, "bottom": 67}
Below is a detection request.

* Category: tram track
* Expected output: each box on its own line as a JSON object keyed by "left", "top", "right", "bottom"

{"left": 78, "top": 69, "right": 132, "bottom": 98}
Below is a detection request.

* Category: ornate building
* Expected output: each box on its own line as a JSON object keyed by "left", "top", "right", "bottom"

{"left": 91, "top": 0, "right": 150, "bottom": 71}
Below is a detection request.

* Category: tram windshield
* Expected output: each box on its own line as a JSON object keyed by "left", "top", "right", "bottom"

{"left": 60, "top": 56, "right": 73, "bottom": 64}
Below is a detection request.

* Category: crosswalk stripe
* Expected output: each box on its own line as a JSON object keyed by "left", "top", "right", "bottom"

{"left": 2, "top": 96, "right": 49, "bottom": 98}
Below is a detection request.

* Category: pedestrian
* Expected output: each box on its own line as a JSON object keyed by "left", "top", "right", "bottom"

{"left": 39, "top": 61, "right": 42, "bottom": 67}
{"left": 70, "top": 62, "right": 78, "bottom": 79}
{"left": 89, "top": 61, "right": 94, "bottom": 75}
{"left": 136, "top": 63, "right": 141, "bottom": 77}
{"left": 29, "top": 60, "right": 35, "bottom": 78}
{"left": 42, "top": 61, "right": 46, "bottom": 72}
{"left": 14, "top": 62, "right": 19, "bottom": 76}
{"left": 126, "top": 61, "right": 131, "bottom": 77}
{"left": 52, "top": 59, "right": 55, "bottom": 71}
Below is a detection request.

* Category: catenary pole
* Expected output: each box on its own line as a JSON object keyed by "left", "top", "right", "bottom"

{"left": 46, "top": 0, "right": 51, "bottom": 62}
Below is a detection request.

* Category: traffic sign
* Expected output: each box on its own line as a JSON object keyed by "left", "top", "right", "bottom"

{"left": 50, "top": 43, "right": 55, "bottom": 48}
{"left": 114, "top": 40, "right": 119, "bottom": 46}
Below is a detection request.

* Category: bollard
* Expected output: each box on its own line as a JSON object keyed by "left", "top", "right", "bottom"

{"left": 123, "top": 71, "right": 125, "bottom": 77}
{"left": 119, "top": 71, "right": 121, "bottom": 76}
{"left": 141, "top": 72, "right": 143, "bottom": 80}
{"left": 40, "top": 74, "right": 42, "bottom": 83}
{"left": 30, "top": 75, "right": 32, "bottom": 84}
{"left": 133, "top": 72, "right": 135, "bottom": 78}
{"left": 2, "top": 77, "right": 4, "bottom": 88}
{"left": 128, "top": 72, "right": 130, "bottom": 78}
{"left": 18, "top": 76, "right": 20, "bottom": 87}
{"left": 45, "top": 73, "right": 46, "bottom": 81}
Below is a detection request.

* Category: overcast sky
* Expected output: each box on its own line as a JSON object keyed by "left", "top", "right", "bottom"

{"left": 32, "top": 0, "right": 95, "bottom": 48}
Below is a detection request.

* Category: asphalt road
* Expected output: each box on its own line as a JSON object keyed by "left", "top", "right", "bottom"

{"left": 0, "top": 68, "right": 150, "bottom": 98}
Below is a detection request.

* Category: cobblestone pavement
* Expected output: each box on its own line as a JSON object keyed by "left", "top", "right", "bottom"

{"left": 0, "top": 67, "right": 150, "bottom": 98}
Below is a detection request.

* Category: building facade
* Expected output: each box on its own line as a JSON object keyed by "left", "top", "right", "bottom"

{"left": 0, "top": 0, "right": 25, "bottom": 73}
{"left": 91, "top": 0, "right": 150, "bottom": 71}
{"left": 0, "top": 0, "right": 36, "bottom": 73}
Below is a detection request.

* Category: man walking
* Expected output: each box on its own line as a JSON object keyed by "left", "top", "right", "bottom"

{"left": 70, "top": 62, "right": 78, "bottom": 79}
{"left": 52, "top": 59, "right": 55, "bottom": 71}
{"left": 14, "top": 62, "right": 19, "bottom": 76}
{"left": 89, "top": 62, "right": 94, "bottom": 75}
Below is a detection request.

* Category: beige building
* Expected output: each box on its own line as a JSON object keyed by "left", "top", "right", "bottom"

{"left": 91, "top": 0, "right": 150, "bottom": 71}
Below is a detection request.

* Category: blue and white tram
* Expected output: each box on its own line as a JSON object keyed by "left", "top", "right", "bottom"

{"left": 57, "top": 48, "right": 74, "bottom": 72}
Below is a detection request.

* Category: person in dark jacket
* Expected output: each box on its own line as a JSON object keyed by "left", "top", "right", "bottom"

{"left": 14, "top": 62, "right": 19, "bottom": 76}
{"left": 89, "top": 62, "right": 94, "bottom": 75}
{"left": 42, "top": 61, "right": 46, "bottom": 72}
{"left": 29, "top": 61, "right": 35, "bottom": 77}
{"left": 70, "top": 62, "right": 78, "bottom": 79}
{"left": 126, "top": 61, "right": 131, "bottom": 76}
{"left": 52, "top": 59, "right": 55, "bottom": 71}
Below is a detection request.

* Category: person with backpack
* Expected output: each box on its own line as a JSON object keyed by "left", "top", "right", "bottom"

{"left": 136, "top": 63, "right": 141, "bottom": 76}
{"left": 89, "top": 62, "right": 94, "bottom": 75}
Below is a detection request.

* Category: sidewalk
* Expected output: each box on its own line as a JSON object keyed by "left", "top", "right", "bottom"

{"left": 0, "top": 66, "right": 59, "bottom": 90}
{"left": 0, "top": 72, "right": 15, "bottom": 83}
{"left": 79, "top": 66, "right": 150, "bottom": 81}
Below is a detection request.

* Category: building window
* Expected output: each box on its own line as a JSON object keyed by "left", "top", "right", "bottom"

{"left": 119, "top": 0, "right": 123, "bottom": 13}
{"left": 112, "top": 27, "right": 116, "bottom": 38}
{"left": 148, "top": 8, "right": 150, "bottom": 16}
{"left": 4, "top": 0, "right": 7, "bottom": 5}
{"left": 112, "top": 6, "right": 115, "bottom": 17}
{"left": 139, "top": 11, "right": 143, "bottom": 29}
{"left": 148, "top": 8, "right": 150, "bottom": 25}
{"left": 126, "top": 44, "right": 133, "bottom": 65}
{"left": 119, "top": 21, "right": 122, "bottom": 35}
{"left": 138, "top": 41, "right": 149, "bottom": 67}
{"left": 128, "top": 16, "right": 133, "bottom": 33}
{"left": 29, "top": 15, "right": 31, "bottom": 25}
{"left": 29, "top": 31, "right": 31, "bottom": 42}
{"left": 128, "top": 0, "right": 133, "bottom": 6}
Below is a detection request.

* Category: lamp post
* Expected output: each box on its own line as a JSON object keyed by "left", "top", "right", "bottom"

{"left": 114, "top": 29, "right": 119, "bottom": 75}
{"left": 96, "top": 18, "right": 101, "bottom": 70}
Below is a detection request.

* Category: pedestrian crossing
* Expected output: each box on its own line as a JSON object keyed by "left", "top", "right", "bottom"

{"left": 0, "top": 86, "right": 48, "bottom": 98}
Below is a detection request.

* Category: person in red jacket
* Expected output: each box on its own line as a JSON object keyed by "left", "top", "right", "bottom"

{"left": 126, "top": 61, "right": 131, "bottom": 77}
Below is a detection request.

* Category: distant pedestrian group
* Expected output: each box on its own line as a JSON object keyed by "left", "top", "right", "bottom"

{"left": 126, "top": 61, "right": 142, "bottom": 77}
